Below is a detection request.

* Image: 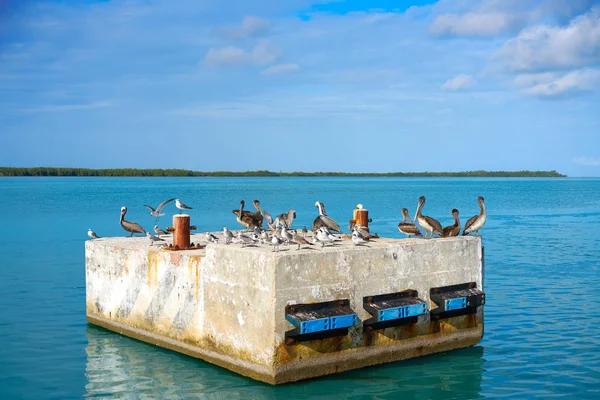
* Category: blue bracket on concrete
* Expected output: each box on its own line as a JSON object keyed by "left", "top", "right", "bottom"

{"left": 363, "top": 290, "right": 428, "bottom": 330}
{"left": 285, "top": 300, "right": 359, "bottom": 344}
{"left": 430, "top": 282, "right": 485, "bottom": 319}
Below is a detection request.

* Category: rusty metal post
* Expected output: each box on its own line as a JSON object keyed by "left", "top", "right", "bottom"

{"left": 353, "top": 207, "right": 369, "bottom": 231}
{"left": 173, "top": 214, "right": 190, "bottom": 250}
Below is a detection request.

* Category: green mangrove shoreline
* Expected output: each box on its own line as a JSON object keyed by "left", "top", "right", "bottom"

{"left": 0, "top": 167, "right": 567, "bottom": 178}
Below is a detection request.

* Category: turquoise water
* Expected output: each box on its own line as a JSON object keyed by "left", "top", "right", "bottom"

{"left": 1, "top": 177, "right": 600, "bottom": 399}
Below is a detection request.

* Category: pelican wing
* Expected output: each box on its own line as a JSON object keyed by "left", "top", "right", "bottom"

{"left": 398, "top": 223, "right": 422, "bottom": 236}
{"left": 156, "top": 198, "right": 175, "bottom": 212}
{"left": 442, "top": 225, "right": 460, "bottom": 238}
{"left": 123, "top": 220, "right": 146, "bottom": 234}
{"left": 424, "top": 216, "right": 443, "bottom": 235}
{"left": 262, "top": 210, "right": 273, "bottom": 224}
{"left": 315, "top": 215, "right": 340, "bottom": 233}
{"left": 463, "top": 215, "right": 478, "bottom": 234}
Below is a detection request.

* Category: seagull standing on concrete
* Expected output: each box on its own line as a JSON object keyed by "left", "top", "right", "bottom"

{"left": 205, "top": 231, "right": 219, "bottom": 243}
{"left": 281, "top": 226, "right": 294, "bottom": 245}
{"left": 235, "top": 231, "right": 254, "bottom": 247}
{"left": 223, "top": 227, "right": 234, "bottom": 244}
{"left": 146, "top": 232, "right": 165, "bottom": 246}
{"left": 144, "top": 198, "right": 175, "bottom": 222}
{"left": 352, "top": 228, "right": 368, "bottom": 246}
{"left": 88, "top": 229, "right": 99, "bottom": 239}
{"left": 154, "top": 225, "right": 168, "bottom": 237}
{"left": 120, "top": 206, "right": 146, "bottom": 237}
{"left": 315, "top": 227, "right": 340, "bottom": 246}
{"left": 294, "top": 234, "right": 314, "bottom": 250}
{"left": 271, "top": 235, "right": 283, "bottom": 252}
{"left": 175, "top": 199, "right": 193, "bottom": 212}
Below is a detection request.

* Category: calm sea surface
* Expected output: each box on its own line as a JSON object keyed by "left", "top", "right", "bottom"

{"left": 1, "top": 177, "right": 600, "bottom": 399}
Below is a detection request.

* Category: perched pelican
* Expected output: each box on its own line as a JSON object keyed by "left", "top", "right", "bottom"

{"left": 415, "top": 196, "right": 443, "bottom": 238}
{"left": 233, "top": 200, "right": 262, "bottom": 229}
{"left": 144, "top": 198, "right": 175, "bottom": 221}
{"left": 252, "top": 200, "right": 264, "bottom": 228}
{"left": 463, "top": 196, "right": 487, "bottom": 236}
{"left": 442, "top": 209, "right": 461, "bottom": 238}
{"left": 88, "top": 229, "right": 99, "bottom": 239}
{"left": 398, "top": 208, "right": 422, "bottom": 238}
{"left": 153, "top": 225, "right": 168, "bottom": 237}
{"left": 275, "top": 209, "right": 296, "bottom": 229}
{"left": 120, "top": 206, "right": 146, "bottom": 237}
{"left": 175, "top": 199, "right": 192, "bottom": 212}
{"left": 312, "top": 201, "right": 341, "bottom": 233}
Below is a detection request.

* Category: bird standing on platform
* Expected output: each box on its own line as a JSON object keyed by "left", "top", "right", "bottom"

{"left": 154, "top": 225, "right": 168, "bottom": 237}
{"left": 233, "top": 200, "right": 262, "bottom": 230}
{"left": 175, "top": 199, "right": 192, "bottom": 212}
{"left": 205, "top": 231, "right": 219, "bottom": 243}
{"left": 442, "top": 209, "right": 461, "bottom": 238}
{"left": 120, "top": 206, "right": 146, "bottom": 237}
{"left": 271, "top": 235, "right": 283, "bottom": 252}
{"left": 398, "top": 208, "right": 422, "bottom": 238}
{"left": 281, "top": 226, "right": 294, "bottom": 245}
{"left": 414, "top": 196, "right": 443, "bottom": 238}
{"left": 88, "top": 229, "right": 99, "bottom": 239}
{"left": 146, "top": 232, "right": 165, "bottom": 246}
{"left": 275, "top": 209, "right": 296, "bottom": 229}
{"left": 223, "top": 227, "right": 234, "bottom": 244}
{"left": 352, "top": 228, "right": 368, "bottom": 246}
{"left": 463, "top": 196, "right": 487, "bottom": 236}
{"left": 312, "top": 201, "right": 341, "bottom": 233}
{"left": 144, "top": 198, "right": 175, "bottom": 222}
{"left": 294, "top": 234, "right": 314, "bottom": 250}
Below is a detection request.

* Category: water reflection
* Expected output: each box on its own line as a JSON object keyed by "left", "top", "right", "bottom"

{"left": 85, "top": 325, "right": 485, "bottom": 399}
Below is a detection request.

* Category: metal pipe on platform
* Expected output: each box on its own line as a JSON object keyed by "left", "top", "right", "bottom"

{"left": 173, "top": 214, "right": 190, "bottom": 250}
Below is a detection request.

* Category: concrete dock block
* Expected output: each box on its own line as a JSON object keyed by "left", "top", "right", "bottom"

{"left": 86, "top": 234, "right": 484, "bottom": 384}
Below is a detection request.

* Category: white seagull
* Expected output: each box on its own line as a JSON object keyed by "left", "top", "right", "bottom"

{"left": 154, "top": 225, "right": 168, "bottom": 237}
{"left": 175, "top": 199, "right": 193, "bottom": 212}
{"left": 146, "top": 232, "right": 165, "bottom": 246}
{"left": 88, "top": 229, "right": 99, "bottom": 239}
{"left": 144, "top": 198, "right": 175, "bottom": 221}
{"left": 205, "top": 231, "right": 219, "bottom": 243}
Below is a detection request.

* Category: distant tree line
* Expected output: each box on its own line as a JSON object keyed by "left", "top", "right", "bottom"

{"left": 0, "top": 167, "right": 567, "bottom": 178}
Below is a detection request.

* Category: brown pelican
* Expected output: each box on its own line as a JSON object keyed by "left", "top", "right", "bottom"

{"left": 144, "top": 198, "right": 174, "bottom": 221}
{"left": 415, "top": 196, "right": 443, "bottom": 238}
{"left": 312, "top": 201, "right": 341, "bottom": 233}
{"left": 233, "top": 200, "right": 262, "bottom": 229}
{"left": 442, "top": 209, "right": 461, "bottom": 238}
{"left": 120, "top": 206, "right": 146, "bottom": 237}
{"left": 252, "top": 200, "right": 264, "bottom": 228}
{"left": 87, "top": 229, "right": 99, "bottom": 239}
{"left": 398, "top": 208, "right": 422, "bottom": 238}
{"left": 175, "top": 199, "right": 192, "bottom": 212}
{"left": 262, "top": 210, "right": 277, "bottom": 230}
{"left": 463, "top": 196, "right": 487, "bottom": 236}
{"left": 275, "top": 209, "right": 296, "bottom": 229}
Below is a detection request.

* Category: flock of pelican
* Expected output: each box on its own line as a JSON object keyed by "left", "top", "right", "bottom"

{"left": 87, "top": 196, "right": 486, "bottom": 251}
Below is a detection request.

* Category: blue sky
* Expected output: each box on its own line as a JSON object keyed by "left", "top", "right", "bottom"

{"left": 1, "top": 0, "right": 599, "bottom": 176}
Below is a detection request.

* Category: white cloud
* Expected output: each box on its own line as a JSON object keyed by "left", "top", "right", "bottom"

{"left": 430, "top": 12, "right": 521, "bottom": 37}
{"left": 518, "top": 69, "right": 600, "bottom": 97}
{"left": 261, "top": 63, "right": 299, "bottom": 75}
{"left": 218, "top": 16, "right": 271, "bottom": 39}
{"left": 203, "top": 40, "right": 279, "bottom": 66}
{"left": 441, "top": 74, "right": 474, "bottom": 90}
{"left": 430, "top": 0, "right": 598, "bottom": 37}
{"left": 573, "top": 156, "right": 600, "bottom": 166}
{"left": 494, "top": 7, "right": 600, "bottom": 71}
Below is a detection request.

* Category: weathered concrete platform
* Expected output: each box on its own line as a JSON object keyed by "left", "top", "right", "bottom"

{"left": 85, "top": 234, "right": 484, "bottom": 384}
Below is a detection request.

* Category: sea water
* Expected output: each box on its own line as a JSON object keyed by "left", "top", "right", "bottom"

{"left": 1, "top": 177, "right": 599, "bottom": 399}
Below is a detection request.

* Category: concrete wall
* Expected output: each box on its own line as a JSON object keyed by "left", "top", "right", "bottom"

{"left": 86, "top": 234, "right": 483, "bottom": 384}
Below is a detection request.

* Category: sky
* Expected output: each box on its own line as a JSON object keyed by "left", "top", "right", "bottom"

{"left": 0, "top": 0, "right": 599, "bottom": 176}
